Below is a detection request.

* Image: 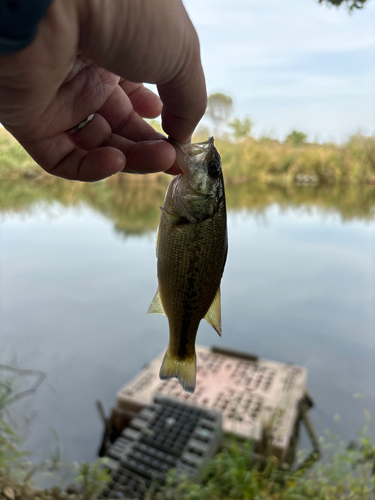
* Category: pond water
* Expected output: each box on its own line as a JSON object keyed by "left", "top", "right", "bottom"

{"left": 1, "top": 180, "right": 375, "bottom": 468}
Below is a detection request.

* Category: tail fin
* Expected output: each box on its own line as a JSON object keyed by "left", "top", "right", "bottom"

{"left": 159, "top": 349, "right": 196, "bottom": 394}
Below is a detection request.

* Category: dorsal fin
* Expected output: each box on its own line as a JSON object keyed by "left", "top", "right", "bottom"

{"left": 204, "top": 286, "right": 222, "bottom": 336}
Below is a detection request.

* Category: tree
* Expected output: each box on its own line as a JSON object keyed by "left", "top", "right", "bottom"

{"left": 319, "top": 0, "right": 368, "bottom": 10}
{"left": 285, "top": 130, "right": 308, "bottom": 146}
{"left": 206, "top": 93, "right": 234, "bottom": 135}
{"left": 228, "top": 117, "right": 252, "bottom": 140}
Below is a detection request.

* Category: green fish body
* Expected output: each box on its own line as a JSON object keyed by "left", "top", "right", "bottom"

{"left": 148, "top": 137, "right": 228, "bottom": 393}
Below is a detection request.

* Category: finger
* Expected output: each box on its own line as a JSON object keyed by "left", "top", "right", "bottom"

{"left": 164, "top": 163, "right": 182, "bottom": 176}
{"left": 21, "top": 130, "right": 125, "bottom": 181}
{"left": 116, "top": 112, "right": 164, "bottom": 143}
{"left": 50, "top": 147, "right": 126, "bottom": 181}
{"left": 79, "top": 0, "right": 207, "bottom": 143}
{"left": 106, "top": 135, "right": 176, "bottom": 174}
{"left": 24, "top": 128, "right": 176, "bottom": 180}
{"left": 68, "top": 113, "right": 111, "bottom": 150}
{"left": 119, "top": 81, "right": 162, "bottom": 119}
{"left": 33, "top": 66, "right": 120, "bottom": 141}
{"left": 158, "top": 57, "right": 207, "bottom": 143}
{"left": 97, "top": 86, "right": 165, "bottom": 142}
{"left": 98, "top": 87, "right": 165, "bottom": 142}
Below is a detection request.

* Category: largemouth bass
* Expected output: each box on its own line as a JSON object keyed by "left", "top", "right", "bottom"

{"left": 148, "top": 137, "right": 228, "bottom": 393}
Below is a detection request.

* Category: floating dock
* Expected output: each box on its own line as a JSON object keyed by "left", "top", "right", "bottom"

{"left": 98, "top": 345, "right": 317, "bottom": 499}
{"left": 115, "top": 345, "right": 308, "bottom": 462}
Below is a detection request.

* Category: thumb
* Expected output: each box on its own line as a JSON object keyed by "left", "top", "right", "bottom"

{"left": 78, "top": 0, "right": 207, "bottom": 143}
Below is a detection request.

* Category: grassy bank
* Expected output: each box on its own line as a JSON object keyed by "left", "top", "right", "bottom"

{"left": 2, "top": 366, "right": 374, "bottom": 499}
{"left": 1, "top": 414, "right": 374, "bottom": 499}
{"left": 1, "top": 128, "right": 375, "bottom": 185}
{"left": 151, "top": 426, "right": 375, "bottom": 499}
{"left": 2, "top": 367, "right": 374, "bottom": 500}
{"left": 215, "top": 134, "right": 375, "bottom": 185}
{"left": 1, "top": 128, "right": 375, "bottom": 233}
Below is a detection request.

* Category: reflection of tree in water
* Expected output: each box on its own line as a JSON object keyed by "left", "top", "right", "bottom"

{"left": 84, "top": 176, "right": 167, "bottom": 236}
{"left": 226, "top": 182, "right": 375, "bottom": 222}
{"left": 1, "top": 174, "right": 374, "bottom": 235}
{"left": 0, "top": 174, "right": 168, "bottom": 235}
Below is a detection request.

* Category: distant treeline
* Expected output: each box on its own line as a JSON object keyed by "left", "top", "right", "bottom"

{"left": 1, "top": 128, "right": 375, "bottom": 186}
{"left": 216, "top": 134, "right": 375, "bottom": 185}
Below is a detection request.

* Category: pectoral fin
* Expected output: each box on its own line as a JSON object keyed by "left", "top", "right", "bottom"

{"left": 147, "top": 289, "right": 165, "bottom": 315}
{"left": 160, "top": 207, "right": 183, "bottom": 225}
{"left": 204, "top": 286, "right": 222, "bottom": 336}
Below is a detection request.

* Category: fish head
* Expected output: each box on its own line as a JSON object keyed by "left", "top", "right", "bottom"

{"left": 169, "top": 137, "right": 224, "bottom": 222}
{"left": 172, "top": 137, "right": 223, "bottom": 197}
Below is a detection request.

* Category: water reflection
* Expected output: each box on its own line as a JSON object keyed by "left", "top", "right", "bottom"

{"left": 0, "top": 176, "right": 166, "bottom": 234}
{"left": 225, "top": 182, "right": 375, "bottom": 222}
{"left": 1, "top": 176, "right": 374, "bottom": 467}
{"left": 1, "top": 175, "right": 375, "bottom": 231}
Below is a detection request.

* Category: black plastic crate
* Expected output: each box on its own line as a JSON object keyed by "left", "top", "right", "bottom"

{"left": 102, "top": 393, "right": 222, "bottom": 499}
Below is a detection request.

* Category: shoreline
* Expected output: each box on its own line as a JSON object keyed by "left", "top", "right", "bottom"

{"left": 1, "top": 129, "right": 375, "bottom": 186}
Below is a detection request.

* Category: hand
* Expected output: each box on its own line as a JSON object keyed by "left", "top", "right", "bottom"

{"left": 0, "top": 0, "right": 207, "bottom": 181}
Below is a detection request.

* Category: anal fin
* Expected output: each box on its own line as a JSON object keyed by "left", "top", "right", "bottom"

{"left": 147, "top": 289, "right": 165, "bottom": 315}
{"left": 204, "top": 286, "right": 222, "bottom": 336}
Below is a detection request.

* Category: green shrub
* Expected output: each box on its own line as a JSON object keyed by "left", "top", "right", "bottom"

{"left": 151, "top": 415, "right": 375, "bottom": 500}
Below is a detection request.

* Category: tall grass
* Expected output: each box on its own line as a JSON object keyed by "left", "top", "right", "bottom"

{"left": 0, "top": 129, "right": 40, "bottom": 179}
{"left": 214, "top": 134, "right": 375, "bottom": 185}
{"left": 1, "top": 128, "right": 375, "bottom": 185}
{"left": 151, "top": 420, "right": 375, "bottom": 500}
{"left": 0, "top": 366, "right": 111, "bottom": 499}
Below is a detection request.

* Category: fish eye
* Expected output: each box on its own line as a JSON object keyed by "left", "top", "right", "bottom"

{"left": 208, "top": 161, "right": 220, "bottom": 177}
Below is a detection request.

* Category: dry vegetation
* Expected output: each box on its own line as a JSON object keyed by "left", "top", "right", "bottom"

{"left": 1, "top": 128, "right": 375, "bottom": 186}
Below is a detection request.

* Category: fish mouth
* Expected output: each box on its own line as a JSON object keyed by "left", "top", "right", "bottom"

{"left": 175, "top": 136, "right": 214, "bottom": 155}
{"left": 169, "top": 137, "right": 215, "bottom": 175}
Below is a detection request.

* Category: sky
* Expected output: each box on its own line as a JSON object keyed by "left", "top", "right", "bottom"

{"left": 0, "top": 1, "right": 373, "bottom": 143}
{"left": 181, "top": 0, "right": 375, "bottom": 142}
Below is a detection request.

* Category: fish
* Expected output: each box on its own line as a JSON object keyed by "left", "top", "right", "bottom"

{"left": 148, "top": 137, "right": 228, "bottom": 394}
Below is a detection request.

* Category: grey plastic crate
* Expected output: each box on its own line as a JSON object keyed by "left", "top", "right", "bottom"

{"left": 101, "top": 394, "right": 222, "bottom": 499}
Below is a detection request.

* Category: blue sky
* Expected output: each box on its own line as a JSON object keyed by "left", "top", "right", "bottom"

{"left": 183, "top": 0, "right": 375, "bottom": 141}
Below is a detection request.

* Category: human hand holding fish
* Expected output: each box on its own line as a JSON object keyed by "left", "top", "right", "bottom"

{"left": 0, "top": 0, "right": 225, "bottom": 395}
{"left": 148, "top": 137, "right": 228, "bottom": 394}
{"left": 0, "top": 0, "right": 206, "bottom": 181}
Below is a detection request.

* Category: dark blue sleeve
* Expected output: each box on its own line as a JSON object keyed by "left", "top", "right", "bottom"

{"left": 0, "top": 0, "right": 53, "bottom": 56}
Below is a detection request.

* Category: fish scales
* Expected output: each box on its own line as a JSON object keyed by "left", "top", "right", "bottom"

{"left": 148, "top": 137, "right": 228, "bottom": 393}
{"left": 158, "top": 196, "right": 227, "bottom": 359}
